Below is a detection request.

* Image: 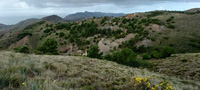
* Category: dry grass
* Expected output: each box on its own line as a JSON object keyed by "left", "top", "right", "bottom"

{"left": 151, "top": 53, "right": 200, "bottom": 81}
{"left": 0, "top": 51, "right": 199, "bottom": 90}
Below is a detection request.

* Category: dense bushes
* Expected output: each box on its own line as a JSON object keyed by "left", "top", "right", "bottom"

{"left": 17, "top": 32, "right": 32, "bottom": 41}
{"left": 150, "top": 46, "right": 175, "bottom": 59}
{"left": 44, "top": 28, "right": 54, "bottom": 33}
{"left": 104, "top": 48, "right": 154, "bottom": 68}
{"left": 59, "top": 32, "right": 65, "bottom": 38}
{"left": 55, "top": 23, "right": 72, "bottom": 30}
{"left": 14, "top": 46, "right": 29, "bottom": 53}
{"left": 87, "top": 46, "right": 102, "bottom": 59}
{"left": 36, "top": 39, "right": 59, "bottom": 55}
{"left": 142, "top": 53, "right": 152, "bottom": 60}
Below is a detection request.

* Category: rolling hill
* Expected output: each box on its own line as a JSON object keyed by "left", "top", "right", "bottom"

{"left": 1, "top": 8, "right": 200, "bottom": 55}
{"left": 64, "top": 11, "right": 125, "bottom": 21}
{"left": 41, "top": 15, "right": 64, "bottom": 23}
{"left": 0, "top": 51, "right": 199, "bottom": 90}
{"left": 0, "top": 8, "right": 200, "bottom": 90}
{"left": 0, "top": 23, "right": 9, "bottom": 30}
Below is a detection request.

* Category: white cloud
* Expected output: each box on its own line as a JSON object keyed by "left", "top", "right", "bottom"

{"left": 0, "top": 0, "right": 200, "bottom": 24}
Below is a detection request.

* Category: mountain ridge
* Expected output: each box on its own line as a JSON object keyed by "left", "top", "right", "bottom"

{"left": 64, "top": 11, "right": 125, "bottom": 21}
{"left": 0, "top": 8, "right": 200, "bottom": 54}
{"left": 41, "top": 15, "right": 64, "bottom": 23}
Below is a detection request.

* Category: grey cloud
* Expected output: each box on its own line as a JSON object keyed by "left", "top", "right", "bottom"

{"left": 19, "top": 0, "right": 200, "bottom": 8}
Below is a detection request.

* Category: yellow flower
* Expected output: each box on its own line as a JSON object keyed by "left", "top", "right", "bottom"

{"left": 53, "top": 80, "right": 56, "bottom": 83}
{"left": 22, "top": 82, "right": 25, "bottom": 86}
{"left": 155, "top": 84, "right": 159, "bottom": 88}
{"left": 147, "top": 82, "right": 151, "bottom": 88}
{"left": 151, "top": 87, "right": 156, "bottom": 90}
{"left": 159, "top": 83, "right": 163, "bottom": 86}
{"left": 144, "top": 78, "right": 148, "bottom": 82}
{"left": 147, "top": 76, "right": 150, "bottom": 79}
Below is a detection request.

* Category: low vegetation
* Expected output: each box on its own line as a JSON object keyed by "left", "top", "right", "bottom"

{"left": 0, "top": 51, "right": 199, "bottom": 90}
{"left": 104, "top": 48, "right": 154, "bottom": 68}
{"left": 14, "top": 46, "right": 29, "bottom": 53}
{"left": 36, "top": 39, "right": 59, "bottom": 55}
{"left": 0, "top": 9, "right": 200, "bottom": 89}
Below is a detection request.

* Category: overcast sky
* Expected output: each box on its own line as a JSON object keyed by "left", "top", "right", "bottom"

{"left": 0, "top": 0, "right": 200, "bottom": 25}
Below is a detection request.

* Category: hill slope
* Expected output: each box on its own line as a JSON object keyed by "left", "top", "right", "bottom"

{"left": 0, "top": 23, "right": 9, "bottom": 30}
{"left": 0, "top": 51, "right": 199, "bottom": 90}
{"left": 151, "top": 53, "right": 200, "bottom": 81}
{"left": 41, "top": 15, "right": 64, "bottom": 23}
{"left": 64, "top": 11, "right": 125, "bottom": 21}
{"left": 0, "top": 9, "right": 200, "bottom": 55}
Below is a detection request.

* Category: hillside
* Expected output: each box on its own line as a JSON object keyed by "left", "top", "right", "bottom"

{"left": 0, "top": 8, "right": 200, "bottom": 90}
{"left": 0, "top": 8, "right": 200, "bottom": 56}
{"left": 0, "top": 51, "right": 199, "bottom": 90}
{"left": 151, "top": 53, "right": 200, "bottom": 81}
{"left": 185, "top": 8, "right": 200, "bottom": 13}
{"left": 41, "top": 15, "right": 64, "bottom": 23}
{"left": 0, "top": 18, "right": 39, "bottom": 32}
{"left": 0, "top": 23, "right": 9, "bottom": 30}
{"left": 64, "top": 11, "right": 125, "bottom": 21}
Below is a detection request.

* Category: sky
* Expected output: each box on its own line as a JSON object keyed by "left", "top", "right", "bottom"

{"left": 0, "top": 0, "right": 200, "bottom": 25}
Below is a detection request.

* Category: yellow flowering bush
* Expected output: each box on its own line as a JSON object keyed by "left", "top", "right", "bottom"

{"left": 131, "top": 75, "right": 173, "bottom": 90}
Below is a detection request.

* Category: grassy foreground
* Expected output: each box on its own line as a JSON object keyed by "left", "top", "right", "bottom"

{"left": 151, "top": 53, "right": 200, "bottom": 81}
{"left": 0, "top": 51, "right": 199, "bottom": 90}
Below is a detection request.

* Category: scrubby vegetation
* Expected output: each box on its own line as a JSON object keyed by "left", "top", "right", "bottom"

{"left": 1, "top": 9, "right": 200, "bottom": 89}
{"left": 87, "top": 46, "right": 102, "bottom": 59}
{"left": 0, "top": 51, "right": 199, "bottom": 90}
{"left": 104, "top": 48, "right": 154, "bottom": 68}
{"left": 36, "top": 39, "right": 59, "bottom": 55}
{"left": 14, "top": 46, "right": 29, "bottom": 53}
{"left": 17, "top": 32, "right": 32, "bottom": 41}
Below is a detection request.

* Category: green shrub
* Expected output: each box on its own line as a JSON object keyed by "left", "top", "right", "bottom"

{"left": 150, "top": 46, "right": 175, "bottom": 59}
{"left": 17, "top": 32, "right": 32, "bottom": 41}
{"left": 151, "top": 51, "right": 162, "bottom": 59}
{"left": 14, "top": 46, "right": 29, "bottom": 53}
{"left": 87, "top": 46, "right": 102, "bottom": 59}
{"left": 59, "top": 32, "right": 65, "bottom": 38}
{"left": 44, "top": 28, "right": 54, "bottom": 33}
{"left": 142, "top": 53, "right": 152, "bottom": 60}
{"left": 161, "top": 46, "right": 175, "bottom": 57}
{"left": 36, "top": 39, "right": 59, "bottom": 55}
{"left": 137, "top": 45, "right": 147, "bottom": 53}
{"left": 105, "top": 48, "right": 153, "bottom": 68}
{"left": 167, "top": 24, "right": 175, "bottom": 29}
{"left": 112, "top": 48, "right": 137, "bottom": 64}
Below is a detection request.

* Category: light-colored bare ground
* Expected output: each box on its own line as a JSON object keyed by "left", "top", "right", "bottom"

{"left": 98, "top": 34, "right": 135, "bottom": 55}
{"left": 9, "top": 36, "right": 32, "bottom": 50}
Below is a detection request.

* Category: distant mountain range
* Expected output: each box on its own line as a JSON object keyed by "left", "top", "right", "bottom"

{"left": 64, "top": 11, "right": 125, "bottom": 21}
{"left": 0, "top": 23, "right": 9, "bottom": 30}
{"left": 0, "top": 18, "right": 39, "bottom": 31}
{"left": 0, "top": 11, "right": 125, "bottom": 31}
{"left": 185, "top": 8, "right": 200, "bottom": 13}
{"left": 41, "top": 15, "right": 64, "bottom": 23}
